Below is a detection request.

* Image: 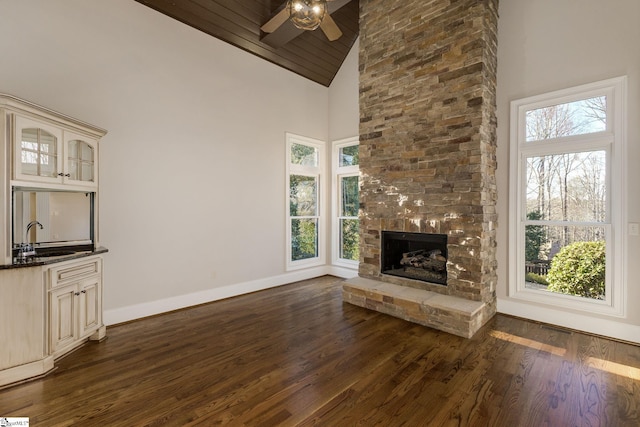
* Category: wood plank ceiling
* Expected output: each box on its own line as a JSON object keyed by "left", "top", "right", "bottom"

{"left": 134, "top": 0, "right": 360, "bottom": 87}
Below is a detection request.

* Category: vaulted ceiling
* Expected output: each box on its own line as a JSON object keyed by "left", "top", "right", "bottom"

{"left": 134, "top": 0, "right": 360, "bottom": 87}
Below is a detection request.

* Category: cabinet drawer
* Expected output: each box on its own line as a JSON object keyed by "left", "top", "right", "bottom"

{"left": 49, "top": 257, "right": 102, "bottom": 289}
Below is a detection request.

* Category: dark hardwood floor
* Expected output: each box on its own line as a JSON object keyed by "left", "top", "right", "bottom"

{"left": 1, "top": 276, "right": 639, "bottom": 426}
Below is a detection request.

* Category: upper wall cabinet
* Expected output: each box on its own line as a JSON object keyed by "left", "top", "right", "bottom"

{"left": 0, "top": 94, "right": 106, "bottom": 264}
{"left": 13, "top": 115, "right": 99, "bottom": 188}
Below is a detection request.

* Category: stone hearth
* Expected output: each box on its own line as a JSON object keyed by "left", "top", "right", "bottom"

{"left": 343, "top": 0, "right": 499, "bottom": 338}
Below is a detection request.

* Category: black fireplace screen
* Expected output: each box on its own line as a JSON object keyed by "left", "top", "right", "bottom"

{"left": 381, "top": 231, "right": 447, "bottom": 285}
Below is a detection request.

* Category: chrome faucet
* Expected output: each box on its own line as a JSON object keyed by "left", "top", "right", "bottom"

{"left": 19, "top": 220, "right": 44, "bottom": 257}
{"left": 25, "top": 220, "right": 44, "bottom": 244}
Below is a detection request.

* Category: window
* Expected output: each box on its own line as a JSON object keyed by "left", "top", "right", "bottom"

{"left": 332, "top": 137, "right": 359, "bottom": 267}
{"left": 509, "top": 77, "right": 626, "bottom": 316}
{"left": 286, "top": 133, "right": 325, "bottom": 270}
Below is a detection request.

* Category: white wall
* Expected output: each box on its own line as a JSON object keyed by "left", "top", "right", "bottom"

{"left": 496, "top": 0, "right": 640, "bottom": 340}
{"left": 326, "top": 37, "right": 360, "bottom": 271}
{"left": 0, "top": 0, "right": 334, "bottom": 323}
{"left": 329, "top": 38, "right": 359, "bottom": 142}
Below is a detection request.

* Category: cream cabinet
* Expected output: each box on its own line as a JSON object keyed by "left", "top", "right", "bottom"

{"left": 48, "top": 256, "right": 104, "bottom": 356}
{"left": 13, "top": 115, "right": 98, "bottom": 188}
{"left": 0, "top": 94, "right": 107, "bottom": 388}
{"left": 0, "top": 266, "right": 53, "bottom": 387}
{"left": 0, "top": 255, "right": 106, "bottom": 387}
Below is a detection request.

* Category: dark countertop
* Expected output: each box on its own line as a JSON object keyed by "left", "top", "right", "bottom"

{"left": 0, "top": 247, "right": 109, "bottom": 270}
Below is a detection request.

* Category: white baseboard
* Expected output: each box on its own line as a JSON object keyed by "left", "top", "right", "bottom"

{"left": 104, "top": 266, "right": 343, "bottom": 326}
{"left": 498, "top": 298, "right": 640, "bottom": 344}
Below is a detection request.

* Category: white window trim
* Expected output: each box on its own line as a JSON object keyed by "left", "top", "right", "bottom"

{"left": 286, "top": 132, "right": 326, "bottom": 271}
{"left": 508, "top": 76, "right": 627, "bottom": 317}
{"left": 331, "top": 136, "right": 359, "bottom": 269}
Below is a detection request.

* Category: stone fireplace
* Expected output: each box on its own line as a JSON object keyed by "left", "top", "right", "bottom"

{"left": 343, "top": 0, "right": 499, "bottom": 338}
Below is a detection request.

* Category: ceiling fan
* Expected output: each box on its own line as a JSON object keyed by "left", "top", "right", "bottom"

{"left": 261, "top": 0, "right": 343, "bottom": 42}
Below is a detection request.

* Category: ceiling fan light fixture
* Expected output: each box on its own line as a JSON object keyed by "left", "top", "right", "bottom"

{"left": 287, "top": 0, "right": 327, "bottom": 31}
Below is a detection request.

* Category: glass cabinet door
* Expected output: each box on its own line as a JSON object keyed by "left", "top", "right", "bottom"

{"left": 14, "top": 116, "right": 98, "bottom": 187}
{"left": 20, "top": 128, "right": 58, "bottom": 177}
{"left": 14, "top": 116, "right": 63, "bottom": 183}
{"left": 67, "top": 140, "right": 95, "bottom": 182}
{"left": 64, "top": 132, "right": 98, "bottom": 187}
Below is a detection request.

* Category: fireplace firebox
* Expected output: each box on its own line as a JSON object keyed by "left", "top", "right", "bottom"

{"left": 381, "top": 231, "right": 448, "bottom": 285}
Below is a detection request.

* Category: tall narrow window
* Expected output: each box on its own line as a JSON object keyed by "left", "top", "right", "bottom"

{"left": 509, "top": 77, "right": 626, "bottom": 316}
{"left": 332, "top": 137, "right": 359, "bottom": 267}
{"left": 286, "top": 133, "right": 325, "bottom": 270}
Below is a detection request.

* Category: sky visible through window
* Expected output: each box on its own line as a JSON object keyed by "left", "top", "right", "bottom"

{"left": 525, "top": 96, "right": 606, "bottom": 142}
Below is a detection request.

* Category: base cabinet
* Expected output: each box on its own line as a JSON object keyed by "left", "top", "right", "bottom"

{"left": 48, "top": 257, "right": 104, "bottom": 356}
{"left": 50, "top": 284, "right": 78, "bottom": 354}
{"left": 79, "top": 279, "right": 102, "bottom": 338}
{"left": 0, "top": 255, "right": 105, "bottom": 388}
{"left": 50, "top": 277, "right": 102, "bottom": 354}
{"left": 0, "top": 267, "right": 52, "bottom": 386}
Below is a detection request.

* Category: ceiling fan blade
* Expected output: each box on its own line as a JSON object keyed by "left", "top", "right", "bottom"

{"left": 319, "top": 13, "right": 342, "bottom": 41}
{"left": 261, "top": 7, "right": 290, "bottom": 33}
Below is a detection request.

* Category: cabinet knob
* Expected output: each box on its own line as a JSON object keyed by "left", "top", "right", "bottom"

{"left": 65, "top": 173, "right": 71, "bottom": 177}
{"left": 74, "top": 292, "right": 80, "bottom": 296}
{"left": 81, "top": 290, "right": 87, "bottom": 294}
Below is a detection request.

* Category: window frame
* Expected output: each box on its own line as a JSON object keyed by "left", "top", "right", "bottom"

{"left": 286, "top": 133, "right": 326, "bottom": 270}
{"left": 508, "top": 76, "right": 627, "bottom": 317}
{"left": 331, "top": 136, "right": 360, "bottom": 269}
